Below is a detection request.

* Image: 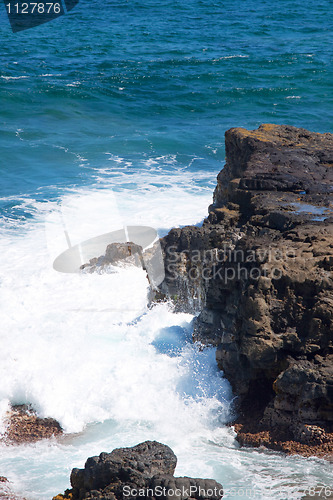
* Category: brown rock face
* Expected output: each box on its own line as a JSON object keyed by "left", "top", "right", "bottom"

{"left": 1, "top": 405, "right": 62, "bottom": 445}
{"left": 215, "top": 124, "right": 333, "bottom": 200}
{"left": 160, "top": 124, "right": 333, "bottom": 456}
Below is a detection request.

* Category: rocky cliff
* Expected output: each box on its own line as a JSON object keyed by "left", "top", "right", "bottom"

{"left": 160, "top": 124, "right": 333, "bottom": 456}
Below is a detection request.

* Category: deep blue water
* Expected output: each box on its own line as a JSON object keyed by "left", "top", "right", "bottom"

{"left": 1, "top": 0, "right": 332, "bottom": 216}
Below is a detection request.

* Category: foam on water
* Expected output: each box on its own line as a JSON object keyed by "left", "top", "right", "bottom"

{"left": 1, "top": 0, "right": 333, "bottom": 494}
{"left": 1, "top": 169, "right": 333, "bottom": 499}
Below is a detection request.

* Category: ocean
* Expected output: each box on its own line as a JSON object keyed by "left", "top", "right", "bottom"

{"left": 0, "top": 0, "right": 333, "bottom": 498}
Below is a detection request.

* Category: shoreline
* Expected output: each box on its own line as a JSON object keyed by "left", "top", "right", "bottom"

{"left": 230, "top": 396, "right": 333, "bottom": 460}
{"left": 1, "top": 124, "right": 332, "bottom": 498}
{"left": 160, "top": 124, "right": 333, "bottom": 459}
{"left": 1, "top": 391, "right": 333, "bottom": 466}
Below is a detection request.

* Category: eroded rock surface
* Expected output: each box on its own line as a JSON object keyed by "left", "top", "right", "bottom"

{"left": 160, "top": 124, "right": 333, "bottom": 455}
{"left": 53, "top": 441, "right": 223, "bottom": 500}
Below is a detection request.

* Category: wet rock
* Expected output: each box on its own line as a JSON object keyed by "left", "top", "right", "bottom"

{"left": 80, "top": 242, "right": 144, "bottom": 272}
{"left": 80, "top": 240, "right": 166, "bottom": 294}
{"left": 0, "top": 476, "right": 26, "bottom": 499}
{"left": 159, "top": 124, "right": 333, "bottom": 456}
{"left": 53, "top": 441, "right": 223, "bottom": 500}
{"left": 1, "top": 404, "right": 62, "bottom": 445}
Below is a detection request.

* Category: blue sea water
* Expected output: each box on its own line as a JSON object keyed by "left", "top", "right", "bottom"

{"left": 1, "top": 0, "right": 332, "bottom": 212}
{"left": 0, "top": 0, "right": 333, "bottom": 499}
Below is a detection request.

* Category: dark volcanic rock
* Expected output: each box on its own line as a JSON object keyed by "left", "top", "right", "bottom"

{"left": 53, "top": 441, "right": 223, "bottom": 500}
{"left": 71, "top": 440, "right": 177, "bottom": 493}
{"left": 159, "top": 124, "right": 333, "bottom": 456}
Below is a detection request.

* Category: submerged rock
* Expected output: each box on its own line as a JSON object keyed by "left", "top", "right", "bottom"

{"left": 160, "top": 124, "right": 333, "bottom": 456}
{"left": 53, "top": 441, "right": 223, "bottom": 500}
{"left": 0, "top": 476, "right": 26, "bottom": 500}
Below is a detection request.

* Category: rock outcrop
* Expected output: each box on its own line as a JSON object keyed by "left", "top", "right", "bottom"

{"left": 79, "top": 240, "right": 165, "bottom": 292}
{"left": 1, "top": 404, "right": 62, "bottom": 445}
{"left": 80, "top": 242, "right": 145, "bottom": 273}
{"left": 53, "top": 440, "right": 223, "bottom": 500}
{"left": 160, "top": 124, "right": 333, "bottom": 456}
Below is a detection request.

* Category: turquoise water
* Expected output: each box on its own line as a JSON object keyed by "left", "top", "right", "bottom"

{"left": 1, "top": 1, "right": 333, "bottom": 499}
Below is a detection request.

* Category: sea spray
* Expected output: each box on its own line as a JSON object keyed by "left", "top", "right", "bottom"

{"left": 0, "top": 176, "right": 333, "bottom": 499}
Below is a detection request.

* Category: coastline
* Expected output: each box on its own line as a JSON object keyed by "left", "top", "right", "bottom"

{"left": 1, "top": 0, "right": 333, "bottom": 494}
{"left": 160, "top": 123, "right": 333, "bottom": 459}
{"left": 231, "top": 399, "right": 333, "bottom": 460}
{"left": 1, "top": 124, "right": 332, "bottom": 499}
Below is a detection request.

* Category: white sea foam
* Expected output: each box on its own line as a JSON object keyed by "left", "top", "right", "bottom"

{"left": 88, "top": 154, "right": 216, "bottom": 232}
{"left": 1, "top": 75, "right": 29, "bottom": 80}
{"left": 212, "top": 55, "right": 249, "bottom": 61}
{"left": 66, "top": 82, "right": 81, "bottom": 87}
{"left": 0, "top": 198, "right": 234, "bottom": 496}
